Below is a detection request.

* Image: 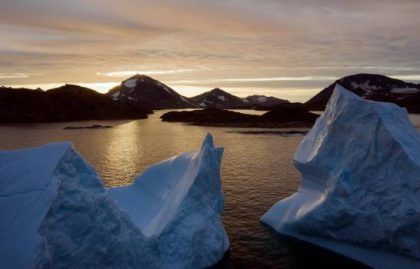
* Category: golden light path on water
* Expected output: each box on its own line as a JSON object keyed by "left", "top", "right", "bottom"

{"left": 0, "top": 110, "right": 418, "bottom": 267}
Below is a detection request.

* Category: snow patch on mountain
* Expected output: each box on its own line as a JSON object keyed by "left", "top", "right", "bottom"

{"left": 111, "top": 91, "right": 120, "bottom": 100}
{"left": 245, "top": 95, "right": 289, "bottom": 106}
{"left": 157, "top": 82, "right": 171, "bottom": 93}
{"left": 350, "top": 80, "right": 419, "bottom": 95}
{"left": 350, "top": 81, "right": 379, "bottom": 91}
{"left": 123, "top": 78, "right": 138, "bottom": 88}
{"left": 257, "top": 96, "right": 267, "bottom": 103}
{"left": 391, "top": 87, "right": 420, "bottom": 94}
{"left": 218, "top": 95, "right": 227, "bottom": 101}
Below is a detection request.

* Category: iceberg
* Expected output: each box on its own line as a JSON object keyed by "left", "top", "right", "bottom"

{"left": 0, "top": 134, "right": 228, "bottom": 269}
{"left": 261, "top": 85, "right": 420, "bottom": 268}
{"left": 109, "top": 134, "right": 229, "bottom": 268}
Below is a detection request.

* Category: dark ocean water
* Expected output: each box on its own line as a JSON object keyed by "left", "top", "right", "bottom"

{"left": 0, "top": 111, "right": 418, "bottom": 268}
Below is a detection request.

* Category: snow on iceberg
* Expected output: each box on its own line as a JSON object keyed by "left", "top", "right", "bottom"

{"left": 261, "top": 85, "right": 420, "bottom": 268}
{"left": 0, "top": 134, "right": 228, "bottom": 269}
{"left": 110, "top": 134, "right": 229, "bottom": 268}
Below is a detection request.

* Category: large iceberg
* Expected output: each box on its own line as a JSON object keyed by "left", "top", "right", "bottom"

{"left": 109, "top": 134, "right": 229, "bottom": 268}
{"left": 261, "top": 85, "right": 420, "bottom": 268}
{"left": 0, "top": 134, "right": 228, "bottom": 269}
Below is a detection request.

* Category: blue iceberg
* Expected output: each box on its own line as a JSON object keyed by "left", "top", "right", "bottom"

{"left": 262, "top": 85, "right": 420, "bottom": 268}
{"left": 0, "top": 134, "right": 228, "bottom": 268}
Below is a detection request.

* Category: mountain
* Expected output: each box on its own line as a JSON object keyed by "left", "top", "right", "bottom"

{"left": 190, "top": 88, "right": 247, "bottom": 108}
{"left": 305, "top": 73, "right": 420, "bottom": 113}
{"left": 244, "top": 95, "right": 289, "bottom": 107}
{"left": 0, "top": 84, "right": 150, "bottom": 122}
{"left": 107, "top": 75, "right": 195, "bottom": 110}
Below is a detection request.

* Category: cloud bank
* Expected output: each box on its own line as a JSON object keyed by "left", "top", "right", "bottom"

{"left": 1, "top": 0, "right": 420, "bottom": 100}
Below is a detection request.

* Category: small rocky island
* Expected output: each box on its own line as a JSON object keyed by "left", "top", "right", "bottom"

{"left": 63, "top": 125, "right": 113, "bottom": 130}
{"left": 161, "top": 103, "right": 319, "bottom": 128}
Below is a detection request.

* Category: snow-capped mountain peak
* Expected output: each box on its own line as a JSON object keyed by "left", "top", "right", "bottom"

{"left": 106, "top": 75, "right": 194, "bottom": 110}
{"left": 190, "top": 88, "right": 247, "bottom": 108}
{"left": 245, "top": 95, "right": 289, "bottom": 107}
{"left": 305, "top": 73, "right": 420, "bottom": 113}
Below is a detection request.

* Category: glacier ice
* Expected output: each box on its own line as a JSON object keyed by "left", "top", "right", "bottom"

{"left": 110, "top": 134, "right": 229, "bottom": 268}
{"left": 0, "top": 134, "right": 228, "bottom": 269}
{"left": 261, "top": 85, "right": 420, "bottom": 268}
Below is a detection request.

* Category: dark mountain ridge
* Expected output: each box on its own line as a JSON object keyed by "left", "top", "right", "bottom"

{"left": 189, "top": 88, "right": 291, "bottom": 109}
{"left": 107, "top": 74, "right": 194, "bottom": 110}
{"left": 244, "top": 95, "right": 290, "bottom": 107}
{"left": 189, "top": 88, "right": 247, "bottom": 108}
{"left": 0, "top": 84, "right": 150, "bottom": 123}
{"left": 305, "top": 73, "right": 420, "bottom": 113}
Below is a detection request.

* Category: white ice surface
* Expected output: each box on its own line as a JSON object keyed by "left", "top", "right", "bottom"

{"left": 110, "top": 152, "right": 200, "bottom": 237}
{"left": 0, "top": 134, "right": 229, "bottom": 269}
{"left": 262, "top": 85, "right": 420, "bottom": 269}
{"left": 0, "top": 143, "right": 156, "bottom": 268}
{"left": 0, "top": 143, "right": 70, "bottom": 269}
{"left": 110, "top": 134, "right": 229, "bottom": 267}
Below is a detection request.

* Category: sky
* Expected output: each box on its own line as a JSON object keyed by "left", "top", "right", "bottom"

{"left": 1, "top": 0, "right": 420, "bottom": 102}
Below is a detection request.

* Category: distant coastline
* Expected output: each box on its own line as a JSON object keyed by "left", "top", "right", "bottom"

{"left": 1, "top": 73, "right": 419, "bottom": 124}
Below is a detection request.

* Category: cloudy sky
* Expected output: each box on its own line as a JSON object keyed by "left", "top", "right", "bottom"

{"left": 1, "top": 0, "right": 420, "bottom": 101}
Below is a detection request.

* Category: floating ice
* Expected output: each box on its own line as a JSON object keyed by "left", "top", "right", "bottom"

{"left": 0, "top": 134, "right": 228, "bottom": 269}
{"left": 110, "top": 134, "right": 229, "bottom": 268}
{"left": 262, "top": 85, "right": 420, "bottom": 268}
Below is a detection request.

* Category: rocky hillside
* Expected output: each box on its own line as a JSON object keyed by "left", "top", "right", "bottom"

{"left": 161, "top": 103, "right": 318, "bottom": 128}
{"left": 107, "top": 75, "right": 194, "bottom": 110}
{"left": 305, "top": 74, "right": 420, "bottom": 113}
{"left": 0, "top": 85, "right": 150, "bottom": 122}
{"left": 189, "top": 88, "right": 248, "bottom": 108}
{"left": 244, "top": 95, "right": 289, "bottom": 107}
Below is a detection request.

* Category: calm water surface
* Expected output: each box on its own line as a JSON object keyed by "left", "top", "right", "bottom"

{"left": 0, "top": 111, "right": 419, "bottom": 268}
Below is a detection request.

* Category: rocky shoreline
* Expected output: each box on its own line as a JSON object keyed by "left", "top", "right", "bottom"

{"left": 161, "top": 104, "right": 319, "bottom": 128}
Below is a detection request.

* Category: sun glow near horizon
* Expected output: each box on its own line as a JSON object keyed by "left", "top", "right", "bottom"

{"left": 2, "top": 81, "right": 323, "bottom": 102}
{"left": 1, "top": 0, "right": 420, "bottom": 102}
{"left": 3, "top": 72, "right": 420, "bottom": 103}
